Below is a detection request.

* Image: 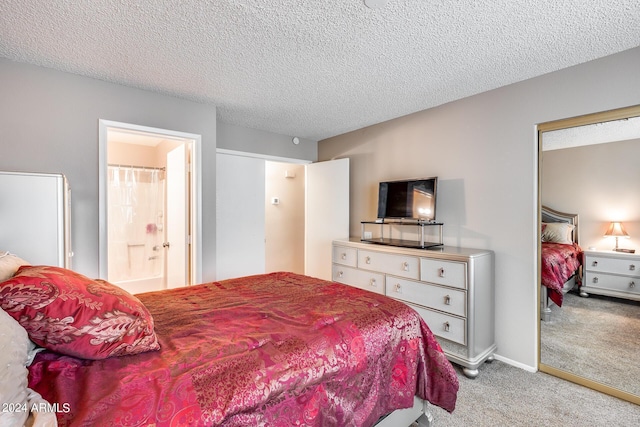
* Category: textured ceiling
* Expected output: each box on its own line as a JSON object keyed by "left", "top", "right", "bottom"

{"left": 542, "top": 116, "right": 640, "bottom": 151}
{"left": 1, "top": 1, "right": 639, "bottom": 141}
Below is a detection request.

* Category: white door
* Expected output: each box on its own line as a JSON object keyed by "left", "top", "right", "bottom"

{"left": 216, "top": 153, "right": 266, "bottom": 280}
{"left": 305, "top": 158, "right": 350, "bottom": 280}
{"left": 166, "top": 144, "right": 188, "bottom": 288}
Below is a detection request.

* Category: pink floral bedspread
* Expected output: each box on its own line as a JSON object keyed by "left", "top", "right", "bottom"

{"left": 541, "top": 242, "right": 582, "bottom": 306}
{"left": 28, "top": 272, "right": 458, "bottom": 426}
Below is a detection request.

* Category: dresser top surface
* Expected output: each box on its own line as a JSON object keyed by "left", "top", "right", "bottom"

{"left": 335, "top": 237, "right": 493, "bottom": 259}
{"left": 583, "top": 249, "right": 640, "bottom": 260}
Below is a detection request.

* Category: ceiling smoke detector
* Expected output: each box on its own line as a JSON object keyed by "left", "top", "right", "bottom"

{"left": 364, "top": 0, "right": 389, "bottom": 9}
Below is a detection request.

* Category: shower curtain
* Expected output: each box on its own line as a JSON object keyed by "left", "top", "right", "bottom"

{"left": 107, "top": 166, "right": 165, "bottom": 283}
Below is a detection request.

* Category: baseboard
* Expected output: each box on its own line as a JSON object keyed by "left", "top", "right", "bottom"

{"left": 492, "top": 354, "right": 537, "bottom": 373}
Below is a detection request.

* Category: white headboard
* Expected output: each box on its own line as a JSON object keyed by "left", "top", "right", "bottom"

{"left": 541, "top": 205, "right": 579, "bottom": 245}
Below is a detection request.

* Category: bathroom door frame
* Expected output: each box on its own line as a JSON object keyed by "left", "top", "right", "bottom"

{"left": 98, "top": 119, "right": 202, "bottom": 286}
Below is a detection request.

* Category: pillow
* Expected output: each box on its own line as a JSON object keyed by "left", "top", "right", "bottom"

{"left": 0, "top": 307, "right": 31, "bottom": 427}
{"left": 0, "top": 265, "right": 160, "bottom": 360}
{"left": 0, "top": 308, "right": 56, "bottom": 427}
{"left": 0, "top": 251, "right": 30, "bottom": 282}
{"left": 541, "top": 222, "right": 575, "bottom": 244}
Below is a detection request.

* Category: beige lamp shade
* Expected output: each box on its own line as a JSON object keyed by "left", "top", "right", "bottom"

{"left": 604, "top": 222, "right": 629, "bottom": 238}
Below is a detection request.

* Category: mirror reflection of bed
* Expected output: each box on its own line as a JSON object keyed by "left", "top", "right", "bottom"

{"left": 539, "top": 206, "right": 582, "bottom": 323}
{"left": 538, "top": 106, "right": 640, "bottom": 405}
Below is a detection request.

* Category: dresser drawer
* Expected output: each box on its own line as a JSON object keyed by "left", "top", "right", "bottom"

{"left": 386, "top": 276, "right": 467, "bottom": 317}
{"left": 584, "top": 255, "right": 639, "bottom": 276}
{"left": 358, "top": 250, "right": 419, "bottom": 280}
{"left": 408, "top": 303, "right": 466, "bottom": 346}
{"left": 420, "top": 258, "right": 467, "bottom": 289}
{"left": 583, "top": 272, "right": 640, "bottom": 297}
{"left": 332, "top": 245, "right": 357, "bottom": 267}
{"left": 332, "top": 264, "right": 385, "bottom": 295}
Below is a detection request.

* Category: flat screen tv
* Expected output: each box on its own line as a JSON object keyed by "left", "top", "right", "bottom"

{"left": 376, "top": 177, "right": 438, "bottom": 222}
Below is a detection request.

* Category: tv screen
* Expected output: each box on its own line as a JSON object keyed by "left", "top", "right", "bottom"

{"left": 377, "top": 177, "right": 437, "bottom": 221}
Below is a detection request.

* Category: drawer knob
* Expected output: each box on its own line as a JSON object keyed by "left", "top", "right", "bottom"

{"left": 592, "top": 261, "right": 598, "bottom": 267}
{"left": 630, "top": 281, "right": 636, "bottom": 289}
{"left": 630, "top": 264, "right": 636, "bottom": 271}
{"left": 394, "top": 283, "right": 402, "bottom": 293}
{"left": 444, "top": 295, "right": 451, "bottom": 305}
{"left": 338, "top": 271, "right": 344, "bottom": 278}
{"left": 365, "top": 256, "right": 371, "bottom": 264}
{"left": 443, "top": 321, "right": 450, "bottom": 332}
{"left": 593, "top": 277, "right": 599, "bottom": 284}
{"left": 341, "top": 253, "right": 347, "bottom": 260}
{"left": 402, "top": 261, "right": 410, "bottom": 271}
{"left": 370, "top": 278, "right": 376, "bottom": 287}
{"left": 438, "top": 267, "right": 446, "bottom": 278}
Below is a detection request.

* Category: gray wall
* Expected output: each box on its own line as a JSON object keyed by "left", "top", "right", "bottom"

{"left": 0, "top": 58, "right": 217, "bottom": 281}
{"left": 318, "top": 47, "right": 640, "bottom": 369}
{"left": 217, "top": 122, "right": 317, "bottom": 162}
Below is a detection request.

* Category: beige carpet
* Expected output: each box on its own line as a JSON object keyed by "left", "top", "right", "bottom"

{"left": 428, "top": 360, "right": 639, "bottom": 426}
{"left": 540, "top": 291, "right": 639, "bottom": 396}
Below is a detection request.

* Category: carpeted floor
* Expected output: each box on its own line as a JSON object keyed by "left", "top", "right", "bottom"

{"left": 427, "top": 360, "right": 639, "bottom": 426}
{"left": 540, "top": 290, "right": 640, "bottom": 396}
{"left": 422, "top": 291, "right": 640, "bottom": 426}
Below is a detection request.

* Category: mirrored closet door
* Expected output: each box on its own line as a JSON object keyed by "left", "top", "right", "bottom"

{"left": 538, "top": 105, "right": 640, "bottom": 406}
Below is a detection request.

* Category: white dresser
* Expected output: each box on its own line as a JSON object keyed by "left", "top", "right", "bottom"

{"left": 331, "top": 238, "right": 495, "bottom": 378}
{"left": 582, "top": 250, "right": 640, "bottom": 301}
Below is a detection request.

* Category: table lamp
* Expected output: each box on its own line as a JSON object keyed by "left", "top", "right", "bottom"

{"left": 604, "top": 221, "right": 631, "bottom": 252}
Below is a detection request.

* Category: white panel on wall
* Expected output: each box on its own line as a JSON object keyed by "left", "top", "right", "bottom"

{"left": 0, "top": 171, "right": 70, "bottom": 267}
{"left": 216, "top": 153, "right": 266, "bottom": 280}
{"left": 305, "top": 158, "right": 349, "bottom": 280}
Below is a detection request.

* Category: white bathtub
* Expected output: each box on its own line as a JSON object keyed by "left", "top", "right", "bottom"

{"left": 114, "top": 276, "right": 165, "bottom": 295}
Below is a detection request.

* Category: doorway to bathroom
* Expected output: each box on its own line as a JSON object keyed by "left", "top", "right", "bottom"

{"left": 99, "top": 120, "right": 200, "bottom": 294}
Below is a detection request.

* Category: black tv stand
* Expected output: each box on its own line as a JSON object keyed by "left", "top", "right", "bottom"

{"left": 360, "top": 220, "right": 443, "bottom": 249}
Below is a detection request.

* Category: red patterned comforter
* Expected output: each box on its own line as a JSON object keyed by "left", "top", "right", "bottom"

{"left": 28, "top": 272, "right": 458, "bottom": 426}
{"left": 541, "top": 242, "right": 582, "bottom": 306}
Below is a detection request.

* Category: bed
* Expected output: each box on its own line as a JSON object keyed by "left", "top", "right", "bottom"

{"left": 0, "top": 260, "right": 458, "bottom": 427}
{"left": 540, "top": 206, "right": 584, "bottom": 322}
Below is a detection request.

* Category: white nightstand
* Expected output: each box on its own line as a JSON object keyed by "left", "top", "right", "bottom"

{"left": 582, "top": 250, "right": 640, "bottom": 301}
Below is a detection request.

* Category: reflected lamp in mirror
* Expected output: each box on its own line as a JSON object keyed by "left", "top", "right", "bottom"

{"left": 604, "top": 221, "right": 633, "bottom": 252}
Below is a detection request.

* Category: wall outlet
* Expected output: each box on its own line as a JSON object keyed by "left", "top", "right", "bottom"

{"left": 363, "top": 231, "right": 373, "bottom": 239}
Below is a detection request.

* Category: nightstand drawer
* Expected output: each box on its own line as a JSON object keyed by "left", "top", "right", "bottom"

{"left": 409, "top": 303, "right": 466, "bottom": 346}
{"left": 583, "top": 272, "right": 640, "bottom": 297}
{"left": 584, "top": 255, "right": 639, "bottom": 276}
{"left": 358, "top": 250, "right": 419, "bottom": 280}
{"left": 332, "top": 264, "right": 385, "bottom": 295}
{"left": 420, "top": 258, "right": 467, "bottom": 289}
{"left": 332, "top": 245, "right": 357, "bottom": 267}
{"left": 386, "top": 276, "right": 467, "bottom": 317}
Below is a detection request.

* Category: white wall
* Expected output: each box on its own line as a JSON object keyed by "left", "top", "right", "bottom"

{"left": 265, "top": 162, "right": 306, "bottom": 274}
{"left": 0, "top": 58, "right": 217, "bottom": 281}
{"left": 318, "top": 46, "right": 640, "bottom": 369}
